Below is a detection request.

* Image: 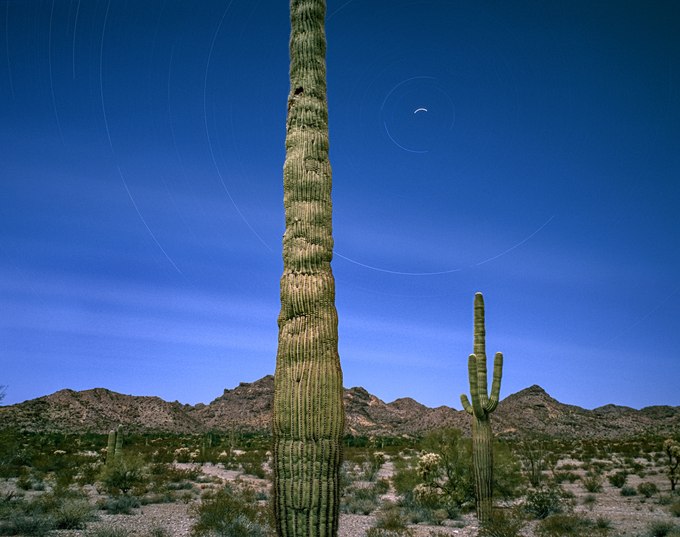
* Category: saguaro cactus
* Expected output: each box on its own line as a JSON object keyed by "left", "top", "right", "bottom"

{"left": 106, "top": 429, "right": 116, "bottom": 467}
{"left": 460, "top": 292, "right": 503, "bottom": 523}
{"left": 272, "top": 1, "right": 345, "bottom": 536}
{"left": 106, "top": 424, "right": 124, "bottom": 466}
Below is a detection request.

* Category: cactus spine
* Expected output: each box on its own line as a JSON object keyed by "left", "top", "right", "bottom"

{"left": 272, "top": 1, "right": 345, "bottom": 536}
{"left": 460, "top": 293, "right": 503, "bottom": 523}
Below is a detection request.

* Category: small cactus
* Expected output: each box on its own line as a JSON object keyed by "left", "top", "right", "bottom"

{"left": 460, "top": 292, "right": 503, "bottom": 523}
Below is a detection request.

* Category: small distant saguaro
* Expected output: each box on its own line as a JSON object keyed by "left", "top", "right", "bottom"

{"left": 106, "top": 424, "right": 124, "bottom": 466}
{"left": 272, "top": 1, "right": 345, "bottom": 536}
{"left": 460, "top": 293, "right": 503, "bottom": 523}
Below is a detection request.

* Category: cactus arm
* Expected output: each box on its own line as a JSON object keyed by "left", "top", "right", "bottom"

{"left": 485, "top": 352, "right": 503, "bottom": 413}
{"left": 473, "top": 293, "right": 489, "bottom": 409}
{"left": 460, "top": 394, "right": 473, "bottom": 414}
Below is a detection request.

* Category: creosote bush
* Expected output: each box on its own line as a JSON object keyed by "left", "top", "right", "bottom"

{"left": 581, "top": 473, "right": 603, "bottom": 493}
{"left": 524, "top": 486, "right": 570, "bottom": 519}
{"left": 479, "top": 507, "right": 526, "bottom": 537}
{"left": 638, "top": 481, "right": 659, "bottom": 498}
{"left": 99, "top": 494, "right": 141, "bottom": 515}
{"left": 535, "top": 513, "right": 612, "bottom": 537}
{"left": 608, "top": 470, "right": 627, "bottom": 488}
{"left": 647, "top": 520, "right": 680, "bottom": 537}
{"left": 100, "top": 455, "right": 146, "bottom": 495}
{"left": 190, "top": 483, "right": 272, "bottom": 537}
{"left": 0, "top": 489, "right": 96, "bottom": 536}
{"left": 621, "top": 485, "right": 637, "bottom": 497}
{"left": 366, "top": 502, "right": 414, "bottom": 537}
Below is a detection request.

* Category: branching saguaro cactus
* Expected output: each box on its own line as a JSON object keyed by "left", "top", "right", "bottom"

{"left": 460, "top": 292, "right": 503, "bottom": 523}
{"left": 106, "top": 424, "right": 124, "bottom": 466}
{"left": 272, "top": 1, "right": 345, "bottom": 536}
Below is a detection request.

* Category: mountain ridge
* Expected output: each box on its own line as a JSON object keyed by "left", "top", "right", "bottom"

{"left": 1, "top": 376, "right": 678, "bottom": 439}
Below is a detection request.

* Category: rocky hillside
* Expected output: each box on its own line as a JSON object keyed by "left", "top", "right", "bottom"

{"left": 1, "top": 377, "right": 678, "bottom": 439}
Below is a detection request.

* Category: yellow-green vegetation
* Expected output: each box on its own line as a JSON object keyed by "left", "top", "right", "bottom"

{"left": 479, "top": 507, "right": 526, "bottom": 537}
{"left": 191, "top": 483, "right": 273, "bottom": 537}
{"left": 0, "top": 428, "right": 678, "bottom": 536}
{"left": 366, "top": 502, "right": 414, "bottom": 537}
{"left": 0, "top": 488, "right": 96, "bottom": 535}
{"left": 536, "top": 513, "right": 613, "bottom": 537}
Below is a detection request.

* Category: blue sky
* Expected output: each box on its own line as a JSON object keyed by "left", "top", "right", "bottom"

{"left": 1, "top": 0, "right": 679, "bottom": 410}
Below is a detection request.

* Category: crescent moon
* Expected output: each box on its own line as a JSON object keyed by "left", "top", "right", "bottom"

{"left": 414, "top": 107, "right": 428, "bottom": 114}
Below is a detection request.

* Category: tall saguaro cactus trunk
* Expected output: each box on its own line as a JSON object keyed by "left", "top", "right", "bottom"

{"left": 273, "top": 1, "right": 345, "bottom": 536}
{"left": 460, "top": 293, "right": 503, "bottom": 523}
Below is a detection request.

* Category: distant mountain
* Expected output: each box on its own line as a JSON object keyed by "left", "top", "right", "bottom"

{"left": 1, "top": 377, "right": 678, "bottom": 439}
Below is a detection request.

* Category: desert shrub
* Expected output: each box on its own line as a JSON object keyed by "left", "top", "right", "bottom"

{"left": 100, "top": 455, "right": 146, "bottom": 495}
{"left": 15, "top": 472, "right": 34, "bottom": 491}
{"left": 341, "top": 484, "right": 380, "bottom": 515}
{"left": 401, "top": 503, "right": 440, "bottom": 525}
{"left": 535, "top": 513, "right": 596, "bottom": 537}
{"left": 375, "top": 478, "right": 390, "bottom": 494}
{"left": 0, "top": 489, "right": 96, "bottom": 534}
{"left": 392, "top": 461, "right": 420, "bottom": 496}
{"left": 190, "top": 483, "right": 272, "bottom": 537}
{"left": 139, "top": 492, "right": 174, "bottom": 505}
{"left": 553, "top": 471, "right": 579, "bottom": 484}
{"left": 621, "top": 485, "right": 637, "bottom": 496}
{"left": 53, "top": 498, "right": 96, "bottom": 529}
{"left": 515, "top": 437, "right": 557, "bottom": 487}
{"left": 150, "top": 463, "right": 199, "bottom": 482}
{"left": 524, "top": 486, "right": 569, "bottom": 519}
{"left": 670, "top": 499, "right": 680, "bottom": 517}
{"left": 581, "top": 473, "right": 603, "bottom": 493}
{"left": 582, "top": 494, "right": 597, "bottom": 509}
{"left": 595, "top": 517, "right": 613, "bottom": 532}
{"left": 419, "top": 429, "right": 474, "bottom": 507}
{"left": 367, "top": 502, "right": 413, "bottom": 537}
{"left": 647, "top": 521, "right": 679, "bottom": 537}
{"left": 76, "top": 462, "right": 102, "bottom": 486}
{"left": 659, "top": 494, "right": 674, "bottom": 506}
{"left": 479, "top": 507, "right": 526, "bottom": 537}
{"left": 0, "top": 514, "right": 55, "bottom": 537}
{"left": 494, "top": 441, "right": 525, "bottom": 500}
{"left": 638, "top": 481, "right": 659, "bottom": 498}
{"left": 359, "top": 451, "right": 386, "bottom": 481}
{"left": 100, "top": 495, "right": 141, "bottom": 515}
{"left": 608, "top": 470, "right": 627, "bottom": 488}
{"left": 237, "top": 449, "right": 268, "bottom": 479}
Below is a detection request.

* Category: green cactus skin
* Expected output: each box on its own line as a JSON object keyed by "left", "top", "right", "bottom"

{"left": 106, "top": 425, "right": 124, "bottom": 466}
{"left": 460, "top": 292, "right": 503, "bottom": 523}
{"left": 272, "top": 1, "right": 345, "bottom": 536}
{"left": 106, "top": 429, "right": 116, "bottom": 467}
{"left": 114, "top": 424, "right": 123, "bottom": 462}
